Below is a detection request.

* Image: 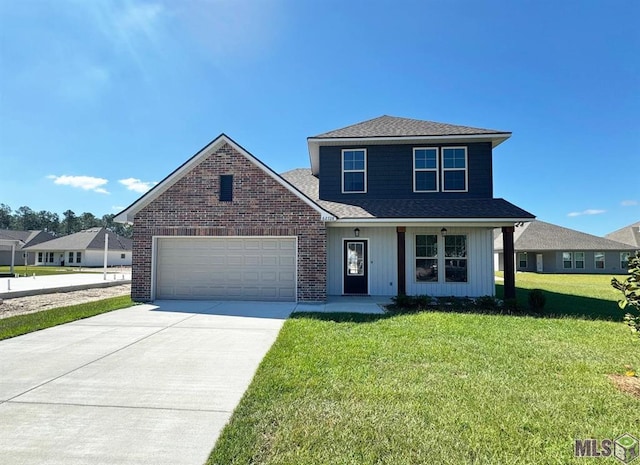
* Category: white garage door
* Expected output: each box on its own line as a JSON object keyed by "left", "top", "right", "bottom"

{"left": 155, "top": 237, "right": 296, "bottom": 301}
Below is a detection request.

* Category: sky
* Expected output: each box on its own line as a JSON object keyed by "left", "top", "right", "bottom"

{"left": 0, "top": 0, "right": 638, "bottom": 236}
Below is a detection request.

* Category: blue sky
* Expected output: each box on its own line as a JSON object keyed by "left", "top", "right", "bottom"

{"left": 1, "top": 0, "right": 638, "bottom": 236}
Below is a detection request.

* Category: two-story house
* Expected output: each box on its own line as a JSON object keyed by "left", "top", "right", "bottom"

{"left": 116, "top": 115, "right": 534, "bottom": 302}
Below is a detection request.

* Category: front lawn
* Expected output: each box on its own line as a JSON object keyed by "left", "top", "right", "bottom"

{"left": 0, "top": 265, "right": 94, "bottom": 276}
{"left": 496, "top": 272, "right": 628, "bottom": 320}
{"left": 209, "top": 276, "right": 639, "bottom": 464}
{"left": 0, "top": 295, "right": 134, "bottom": 340}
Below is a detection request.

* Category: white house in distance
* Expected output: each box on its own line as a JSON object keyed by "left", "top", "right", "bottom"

{"left": 25, "top": 227, "right": 132, "bottom": 267}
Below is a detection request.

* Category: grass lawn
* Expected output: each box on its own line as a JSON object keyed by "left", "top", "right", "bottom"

{"left": 0, "top": 265, "right": 94, "bottom": 276}
{"left": 496, "top": 272, "right": 628, "bottom": 320}
{"left": 0, "top": 295, "right": 134, "bottom": 340}
{"left": 209, "top": 275, "right": 639, "bottom": 465}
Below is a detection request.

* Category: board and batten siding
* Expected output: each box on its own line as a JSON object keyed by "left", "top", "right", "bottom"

{"left": 326, "top": 227, "right": 398, "bottom": 296}
{"left": 327, "top": 226, "right": 495, "bottom": 297}
{"left": 406, "top": 227, "right": 495, "bottom": 297}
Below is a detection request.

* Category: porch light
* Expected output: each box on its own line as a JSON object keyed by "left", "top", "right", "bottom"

{"left": 440, "top": 227, "right": 447, "bottom": 236}
{"left": 354, "top": 228, "right": 360, "bottom": 237}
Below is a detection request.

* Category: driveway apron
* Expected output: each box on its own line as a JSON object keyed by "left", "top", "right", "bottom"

{"left": 0, "top": 300, "right": 293, "bottom": 465}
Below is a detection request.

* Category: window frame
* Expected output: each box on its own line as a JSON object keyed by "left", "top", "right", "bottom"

{"left": 415, "top": 234, "right": 439, "bottom": 282}
{"left": 413, "top": 147, "right": 439, "bottom": 193}
{"left": 219, "top": 174, "right": 233, "bottom": 202}
{"left": 341, "top": 148, "right": 367, "bottom": 194}
{"left": 444, "top": 234, "right": 468, "bottom": 283}
{"left": 562, "top": 252, "right": 573, "bottom": 269}
{"left": 76, "top": 252, "right": 82, "bottom": 263}
{"left": 517, "top": 252, "right": 528, "bottom": 269}
{"left": 594, "top": 252, "right": 605, "bottom": 269}
{"left": 575, "top": 251, "right": 585, "bottom": 269}
{"left": 621, "top": 252, "right": 631, "bottom": 270}
{"left": 68, "top": 252, "right": 74, "bottom": 263}
{"left": 37, "top": 252, "right": 42, "bottom": 263}
{"left": 441, "top": 146, "right": 468, "bottom": 192}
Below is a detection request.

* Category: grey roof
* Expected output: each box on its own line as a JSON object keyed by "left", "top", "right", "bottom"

{"left": 0, "top": 229, "right": 54, "bottom": 249}
{"left": 282, "top": 168, "right": 534, "bottom": 220}
{"left": 494, "top": 220, "right": 637, "bottom": 252}
{"left": 605, "top": 221, "right": 640, "bottom": 248}
{"left": 24, "top": 228, "right": 132, "bottom": 252}
{"left": 311, "top": 115, "right": 510, "bottom": 139}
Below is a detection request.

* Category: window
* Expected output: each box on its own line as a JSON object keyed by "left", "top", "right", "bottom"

{"left": 68, "top": 252, "right": 74, "bottom": 263}
{"left": 47, "top": 252, "right": 54, "bottom": 263}
{"left": 413, "top": 148, "right": 439, "bottom": 192}
{"left": 121, "top": 253, "right": 126, "bottom": 259}
{"left": 38, "top": 252, "right": 42, "bottom": 263}
{"left": 415, "top": 234, "right": 438, "bottom": 282}
{"left": 76, "top": 252, "right": 82, "bottom": 263}
{"left": 575, "top": 252, "right": 585, "bottom": 269}
{"left": 442, "top": 147, "right": 467, "bottom": 192}
{"left": 594, "top": 252, "right": 605, "bottom": 269}
{"left": 219, "top": 175, "right": 233, "bottom": 202}
{"left": 562, "top": 252, "right": 573, "bottom": 269}
{"left": 342, "top": 149, "right": 366, "bottom": 193}
{"left": 445, "top": 235, "right": 467, "bottom": 282}
{"left": 518, "top": 252, "right": 528, "bottom": 268}
{"left": 621, "top": 252, "right": 631, "bottom": 270}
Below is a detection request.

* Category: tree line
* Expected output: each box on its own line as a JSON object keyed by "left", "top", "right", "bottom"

{"left": 0, "top": 204, "right": 132, "bottom": 238}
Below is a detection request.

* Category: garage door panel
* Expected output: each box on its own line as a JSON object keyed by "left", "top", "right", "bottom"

{"left": 156, "top": 237, "right": 296, "bottom": 301}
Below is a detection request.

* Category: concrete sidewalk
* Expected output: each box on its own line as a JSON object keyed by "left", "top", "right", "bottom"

{"left": 0, "top": 272, "right": 131, "bottom": 298}
{"left": 0, "top": 300, "right": 293, "bottom": 465}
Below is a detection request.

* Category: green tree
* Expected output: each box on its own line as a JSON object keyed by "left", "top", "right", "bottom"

{"left": 13, "top": 206, "right": 39, "bottom": 230}
{"left": 62, "top": 209, "right": 78, "bottom": 234}
{"left": 611, "top": 251, "right": 640, "bottom": 337}
{"left": 0, "top": 203, "right": 12, "bottom": 229}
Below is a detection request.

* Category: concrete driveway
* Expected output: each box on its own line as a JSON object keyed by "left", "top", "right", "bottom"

{"left": 0, "top": 300, "right": 294, "bottom": 465}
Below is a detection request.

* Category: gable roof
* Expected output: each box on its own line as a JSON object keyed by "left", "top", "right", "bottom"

{"left": 114, "top": 134, "right": 336, "bottom": 224}
{"left": 24, "top": 228, "right": 132, "bottom": 252}
{"left": 605, "top": 221, "right": 640, "bottom": 248}
{"left": 494, "top": 220, "right": 637, "bottom": 252}
{"left": 307, "top": 115, "right": 511, "bottom": 175}
{"left": 282, "top": 168, "right": 534, "bottom": 223}
{"left": 0, "top": 229, "right": 54, "bottom": 249}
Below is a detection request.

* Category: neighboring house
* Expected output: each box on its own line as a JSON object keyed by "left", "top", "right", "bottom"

{"left": 115, "top": 115, "right": 534, "bottom": 302}
{"left": 24, "top": 228, "right": 132, "bottom": 267}
{"left": 0, "top": 229, "right": 54, "bottom": 266}
{"left": 494, "top": 220, "right": 637, "bottom": 274}
{"left": 605, "top": 221, "right": 640, "bottom": 249}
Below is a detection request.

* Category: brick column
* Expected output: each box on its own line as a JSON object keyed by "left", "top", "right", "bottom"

{"left": 502, "top": 226, "right": 516, "bottom": 300}
{"left": 397, "top": 227, "right": 406, "bottom": 295}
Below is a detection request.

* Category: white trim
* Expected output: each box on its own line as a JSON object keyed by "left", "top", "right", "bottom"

{"left": 341, "top": 238, "right": 370, "bottom": 295}
{"left": 562, "top": 251, "right": 573, "bottom": 269}
{"left": 341, "top": 148, "right": 367, "bottom": 194}
{"left": 413, "top": 147, "right": 439, "bottom": 193}
{"left": 594, "top": 251, "right": 605, "bottom": 269}
{"left": 330, "top": 218, "right": 531, "bottom": 227}
{"left": 152, "top": 235, "right": 299, "bottom": 302}
{"left": 443, "top": 233, "right": 469, "bottom": 283}
{"left": 115, "top": 134, "right": 336, "bottom": 224}
{"left": 414, "top": 233, "right": 439, "bottom": 283}
{"left": 574, "top": 251, "right": 585, "bottom": 269}
{"left": 441, "top": 146, "right": 468, "bottom": 193}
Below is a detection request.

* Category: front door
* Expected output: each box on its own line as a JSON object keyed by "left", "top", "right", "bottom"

{"left": 536, "top": 254, "right": 543, "bottom": 272}
{"left": 344, "top": 240, "right": 368, "bottom": 294}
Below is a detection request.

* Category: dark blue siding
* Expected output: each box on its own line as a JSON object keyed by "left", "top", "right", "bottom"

{"left": 318, "top": 142, "right": 493, "bottom": 201}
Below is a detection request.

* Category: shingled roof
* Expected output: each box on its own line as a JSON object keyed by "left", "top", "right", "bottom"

{"left": 24, "top": 228, "right": 132, "bottom": 252}
{"left": 311, "top": 115, "right": 509, "bottom": 139}
{"left": 605, "top": 221, "right": 640, "bottom": 248}
{"left": 494, "top": 220, "right": 637, "bottom": 252}
{"left": 282, "top": 169, "right": 534, "bottom": 220}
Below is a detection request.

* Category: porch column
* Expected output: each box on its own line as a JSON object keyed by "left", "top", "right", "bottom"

{"left": 10, "top": 243, "right": 15, "bottom": 275}
{"left": 502, "top": 226, "right": 516, "bottom": 300}
{"left": 397, "top": 227, "right": 406, "bottom": 295}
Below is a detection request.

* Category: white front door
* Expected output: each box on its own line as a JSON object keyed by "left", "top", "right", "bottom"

{"left": 536, "top": 254, "right": 543, "bottom": 272}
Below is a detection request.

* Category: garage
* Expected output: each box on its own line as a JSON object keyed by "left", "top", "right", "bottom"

{"left": 155, "top": 237, "right": 297, "bottom": 301}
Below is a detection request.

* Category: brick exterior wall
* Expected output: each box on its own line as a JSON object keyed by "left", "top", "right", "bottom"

{"left": 131, "top": 142, "right": 327, "bottom": 302}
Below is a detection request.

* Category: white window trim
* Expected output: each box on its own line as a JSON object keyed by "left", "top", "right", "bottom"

{"left": 575, "top": 251, "right": 585, "bottom": 269}
{"left": 444, "top": 234, "right": 468, "bottom": 283}
{"left": 621, "top": 252, "right": 631, "bottom": 270}
{"left": 594, "top": 252, "right": 605, "bottom": 269}
{"left": 341, "top": 148, "right": 367, "bottom": 194}
{"left": 562, "top": 252, "right": 573, "bottom": 269}
{"left": 415, "top": 233, "right": 439, "bottom": 283}
{"left": 413, "top": 147, "right": 439, "bottom": 193}
{"left": 518, "top": 252, "right": 528, "bottom": 268}
{"left": 441, "top": 146, "right": 469, "bottom": 193}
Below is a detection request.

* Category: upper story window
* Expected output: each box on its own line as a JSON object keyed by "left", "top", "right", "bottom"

{"left": 413, "top": 148, "right": 439, "bottom": 192}
{"left": 219, "top": 175, "right": 233, "bottom": 202}
{"left": 442, "top": 147, "right": 468, "bottom": 192}
{"left": 342, "top": 149, "right": 366, "bottom": 193}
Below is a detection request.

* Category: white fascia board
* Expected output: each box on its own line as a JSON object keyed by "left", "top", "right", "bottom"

{"left": 307, "top": 133, "right": 511, "bottom": 175}
{"left": 114, "top": 134, "right": 336, "bottom": 224}
{"left": 328, "top": 218, "right": 530, "bottom": 228}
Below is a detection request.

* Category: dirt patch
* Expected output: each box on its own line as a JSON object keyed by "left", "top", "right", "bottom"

{"left": 609, "top": 374, "right": 640, "bottom": 399}
{"left": 0, "top": 284, "right": 131, "bottom": 319}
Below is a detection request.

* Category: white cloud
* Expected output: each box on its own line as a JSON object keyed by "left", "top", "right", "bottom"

{"left": 119, "top": 177, "right": 157, "bottom": 193}
{"left": 47, "top": 175, "right": 109, "bottom": 194}
{"left": 567, "top": 209, "right": 606, "bottom": 217}
{"left": 621, "top": 200, "right": 638, "bottom": 207}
